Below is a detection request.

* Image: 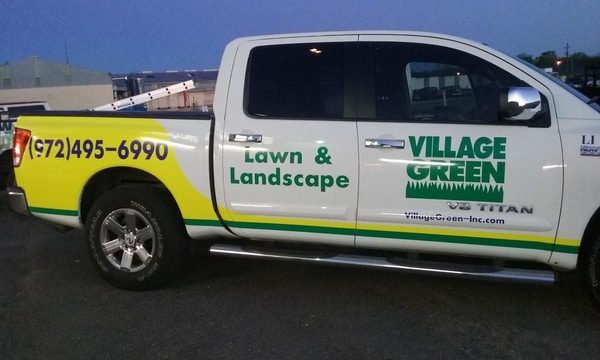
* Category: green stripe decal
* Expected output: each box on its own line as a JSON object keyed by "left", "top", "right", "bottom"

{"left": 184, "top": 219, "right": 223, "bottom": 227}
{"left": 29, "top": 207, "right": 78, "bottom": 216}
{"left": 225, "top": 221, "right": 356, "bottom": 236}
{"left": 357, "top": 228, "right": 554, "bottom": 251}
{"left": 25, "top": 209, "right": 579, "bottom": 255}
{"left": 184, "top": 219, "right": 578, "bottom": 254}
{"left": 355, "top": 229, "right": 578, "bottom": 254}
{"left": 552, "top": 244, "right": 579, "bottom": 254}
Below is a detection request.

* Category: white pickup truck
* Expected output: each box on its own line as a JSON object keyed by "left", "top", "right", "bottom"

{"left": 8, "top": 32, "right": 600, "bottom": 307}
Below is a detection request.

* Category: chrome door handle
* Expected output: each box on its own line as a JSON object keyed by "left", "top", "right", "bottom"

{"left": 229, "top": 133, "right": 263, "bottom": 143}
{"left": 365, "top": 138, "right": 405, "bottom": 149}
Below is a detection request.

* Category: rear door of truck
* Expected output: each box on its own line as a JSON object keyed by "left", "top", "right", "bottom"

{"left": 218, "top": 35, "right": 359, "bottom": 246}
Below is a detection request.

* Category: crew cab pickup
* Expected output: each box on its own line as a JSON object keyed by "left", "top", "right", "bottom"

{"left": 9, "top": 32, "right": 600, "bottom": 306}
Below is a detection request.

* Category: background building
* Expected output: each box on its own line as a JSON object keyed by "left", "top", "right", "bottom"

{"left": 0, "top": 57, "right": 218, "bottom": 111}
{"left": 0, "top": 57, "right": 113, "bottom": 109}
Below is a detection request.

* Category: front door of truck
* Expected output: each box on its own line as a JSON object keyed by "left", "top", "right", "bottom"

{"left": 355, "top": 36, "right": 562, "bottom": 262}
{"left": 218, "top": 36, "right": 359, "bottom": 246}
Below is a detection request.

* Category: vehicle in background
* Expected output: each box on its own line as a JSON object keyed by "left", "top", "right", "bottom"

{"left": 565, "top": 77, "right": 586, "bottom": 89}
{"left": 412, "top": 87, "right": 441, "bottom": 101}
{"left": 587, "top": 79, "right": 600, "bottom": 87}
{"left": 441, "top": 85, "right": 466, "bottom": 97}
{"left": 0, "top": 101, "right": 50, "bottom": 188}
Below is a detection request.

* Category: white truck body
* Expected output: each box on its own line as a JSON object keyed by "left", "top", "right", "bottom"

{"left": 9, "top": 32, "right": 600, "bottom": 305}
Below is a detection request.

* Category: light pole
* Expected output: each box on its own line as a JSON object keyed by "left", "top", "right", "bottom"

{"left": 556, "top": 60, "right": 563, "bottom": 75}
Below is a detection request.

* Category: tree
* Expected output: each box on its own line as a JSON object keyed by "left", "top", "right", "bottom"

{"left": 516, "top": 49, "right": 600, "bottom": 76}
{"left": 587, "top": 55, "right": 600, "bottom": 68}
{"left": 517, "top": 53, "right": 535, "bottom": 64}
{"left": 536, "top": 51, "right": 558, "bottom": 69}
{"left": 569, "top": 52, "right": 590, "bottom": 75}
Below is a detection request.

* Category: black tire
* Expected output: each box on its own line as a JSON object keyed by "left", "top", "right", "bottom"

{"left": 0, "top": 151, "right": 12, "bottom": 190}
{"left": 582, "top": 233, "right": 600, "bottom": 309}
{"left": 5, "top": 167, "right": 15, "bottom": 189}
{"left": 84, "top": 185, "right": 188, "bottom": 290}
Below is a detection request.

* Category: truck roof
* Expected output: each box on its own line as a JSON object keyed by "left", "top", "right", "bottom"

{"left": 229, "top": 30, "right": 487, "bottom": 48}
{"left": 226, "top": 30, "right": 504, "bottom": 65}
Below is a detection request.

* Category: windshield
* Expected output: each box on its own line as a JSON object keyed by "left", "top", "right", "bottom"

{"left": 514, "top": 57, "right": 600, "bottom": 113}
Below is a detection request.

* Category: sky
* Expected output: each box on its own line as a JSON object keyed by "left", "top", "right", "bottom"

{"left": 2, "top": 0, "right": 600, "bottom": 73}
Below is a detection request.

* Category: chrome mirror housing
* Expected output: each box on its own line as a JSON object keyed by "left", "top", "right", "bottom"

{"left": 501, "top": 87, "right": 542, "bottom": 121}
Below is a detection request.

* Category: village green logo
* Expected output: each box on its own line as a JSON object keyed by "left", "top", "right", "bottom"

{"left": 406, "top": 136, "right": 506, "bottom": 203}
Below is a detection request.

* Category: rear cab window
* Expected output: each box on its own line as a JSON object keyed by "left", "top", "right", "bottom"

{"left": 245, "top": 42, "right": 354, "bottom": 119}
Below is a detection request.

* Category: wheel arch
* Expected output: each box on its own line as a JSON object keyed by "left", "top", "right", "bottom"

{"left": 79, "top": 167, "right": 182, "bottom": 225}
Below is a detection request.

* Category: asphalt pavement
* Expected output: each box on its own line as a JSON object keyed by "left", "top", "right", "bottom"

{"left": 1, "top": 190, "right": 600, "bottom": 359}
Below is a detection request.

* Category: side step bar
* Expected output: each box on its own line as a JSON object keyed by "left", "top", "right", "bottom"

{"left": 209, "top": 244, "right": 556, "bottom": 285}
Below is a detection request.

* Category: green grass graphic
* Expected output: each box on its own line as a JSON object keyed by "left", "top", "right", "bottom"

{"left": 406, "top": 181, "right": 504, "bottom": 202}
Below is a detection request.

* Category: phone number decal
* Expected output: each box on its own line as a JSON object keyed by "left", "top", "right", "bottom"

{"left": 28, "top": 138, "right": 169, "bottom": 161}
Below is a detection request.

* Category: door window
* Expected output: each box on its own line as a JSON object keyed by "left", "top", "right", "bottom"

{"left": 370, "top": 43, "right": 530, "bottom": 123}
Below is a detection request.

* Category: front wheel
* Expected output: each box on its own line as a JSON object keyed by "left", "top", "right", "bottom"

{"left": 582, "top": 232, "right": 600, "bottom": 309}
{"left": 84, "top": 185, "right": 187, "bottom": 290}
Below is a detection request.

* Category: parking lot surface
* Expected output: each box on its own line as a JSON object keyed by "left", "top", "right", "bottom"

{"left": 1, "top": 190, "right": 600, "bottom": 359}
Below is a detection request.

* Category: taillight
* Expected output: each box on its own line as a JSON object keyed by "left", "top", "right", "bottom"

{"left": 13, "top": 127, "right": 31, "bottom": 167}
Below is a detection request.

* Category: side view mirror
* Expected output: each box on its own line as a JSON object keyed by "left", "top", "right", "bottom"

{"left": 500, "top": 87, "right": 542, "bottom": 121}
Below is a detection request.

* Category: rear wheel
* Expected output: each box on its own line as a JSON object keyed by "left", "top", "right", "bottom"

{"left": 84, "top": 185, "right": 187, "bottom": 290}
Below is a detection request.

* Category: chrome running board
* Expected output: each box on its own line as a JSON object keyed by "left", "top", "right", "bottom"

{"left": 209, "top": 243, "right": 556, "bottom": 285}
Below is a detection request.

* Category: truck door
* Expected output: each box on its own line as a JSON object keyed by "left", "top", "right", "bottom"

{"left": 218, "top": 36, "right": 359, "bottom": 246}
{"left": 355, "top": 36, "right": 562, "bottom": 262}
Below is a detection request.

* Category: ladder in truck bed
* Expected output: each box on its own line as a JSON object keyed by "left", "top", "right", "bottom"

{"left": 91, "top": 80, "right": 196, "bottom": 111}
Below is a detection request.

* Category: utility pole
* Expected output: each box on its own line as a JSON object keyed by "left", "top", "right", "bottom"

{"left": 64, "top": 42, "right": 70, "bottom": 65}
{"left": 64, "top": 42, "right": 72, "bottom": 84}
{"left": 565, "top": 43, "right": 570, "bottom": 77}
